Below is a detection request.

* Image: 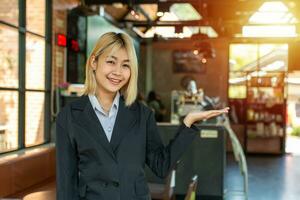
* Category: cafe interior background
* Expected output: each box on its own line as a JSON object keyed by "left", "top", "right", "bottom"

{"left": 1, "top": 0, "right": 300, "bottom": 199}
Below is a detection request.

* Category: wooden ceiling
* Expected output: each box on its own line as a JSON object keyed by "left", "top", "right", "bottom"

{"left": 80, "top": 0, "right": 300, "bottom": 38}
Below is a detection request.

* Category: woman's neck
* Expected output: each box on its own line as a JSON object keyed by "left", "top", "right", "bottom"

{"left": 95, "top": 90, "right": 117, "bottom": 112}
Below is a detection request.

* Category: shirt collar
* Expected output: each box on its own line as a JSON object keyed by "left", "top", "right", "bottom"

{"left": 88, "top": 92, "right": 120, "bottom": 115}
{"left": 111, "top": 92, "right": 120, "bottom": 110}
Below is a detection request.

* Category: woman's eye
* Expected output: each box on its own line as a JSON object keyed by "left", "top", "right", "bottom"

{"left": 123, "top": 64, "right": 130, "bottom": 68}
{"left": 106, "top": 60, "right": 115, "bottom": 64}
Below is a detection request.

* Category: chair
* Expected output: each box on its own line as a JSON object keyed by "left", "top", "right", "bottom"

{"left": 148, "top": 169, "right": 176, "bottom": 200}
{"left": 184, "top": 175, "right": 198, "bottom": 200}
{"left": 22, "top": 190, "right": 55, "bottom": 200}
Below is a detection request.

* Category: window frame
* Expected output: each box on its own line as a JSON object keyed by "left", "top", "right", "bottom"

{"left": 0, "top": 0, "right": 52, "bottom": 154}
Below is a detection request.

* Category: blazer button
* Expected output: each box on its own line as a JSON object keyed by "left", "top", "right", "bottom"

{"left": 112, "top": 181, "right": 119, "bottom": 187}
{"left": 103, "top": 182, "right": 108, "bottom": 187}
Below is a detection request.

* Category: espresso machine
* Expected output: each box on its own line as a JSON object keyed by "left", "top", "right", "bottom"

{"left": 170, "top": 80, "right": 220, "bottom": 124}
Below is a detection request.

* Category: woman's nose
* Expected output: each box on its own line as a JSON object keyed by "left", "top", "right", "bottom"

{"left": 112, "top": 64, "right": 122, "bottom": 75}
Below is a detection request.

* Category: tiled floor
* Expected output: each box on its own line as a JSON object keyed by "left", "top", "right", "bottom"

{"left": 175, "top": 151, "right": 300, "bottom": 200}
{"left": 225, "top": 153, "right": 300, "bottom": 200}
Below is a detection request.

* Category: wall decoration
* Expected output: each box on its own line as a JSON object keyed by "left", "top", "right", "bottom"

{"left": 172, "top": 50, "right": 206, "bottom": 73}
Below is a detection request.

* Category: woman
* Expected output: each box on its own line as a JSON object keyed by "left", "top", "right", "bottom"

{"left": 56, "top": 32, "right": 229, "bottom": 200}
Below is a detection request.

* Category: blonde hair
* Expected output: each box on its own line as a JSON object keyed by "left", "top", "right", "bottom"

{"left": 83, "top": 32, "right": 138, "bottom": 106}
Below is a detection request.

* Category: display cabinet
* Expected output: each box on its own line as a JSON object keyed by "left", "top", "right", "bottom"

{"left": 228, "top": 72, "right": 286, "bottom": 154}
{"left": 245, "top": 72, "right": 286, "bottom": 154}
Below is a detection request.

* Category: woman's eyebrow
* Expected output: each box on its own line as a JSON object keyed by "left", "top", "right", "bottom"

{"left": 108, "top": 55, "right": 129, "bottom": 62}
{"left": 107, "top": 55, "right": 117, "bottom": 60}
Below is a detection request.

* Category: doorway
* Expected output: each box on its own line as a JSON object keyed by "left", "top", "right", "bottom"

{"left": 286, "top": 71, "right": 300, "bottom": 155}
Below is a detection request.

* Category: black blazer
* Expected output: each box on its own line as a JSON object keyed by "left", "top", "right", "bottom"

{"left": 56, "top": 95, "right": 198, "bottom": 200}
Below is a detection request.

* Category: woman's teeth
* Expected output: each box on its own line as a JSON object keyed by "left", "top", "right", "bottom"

{"left": 108, "top": 78, "right": 121, "bottom": 84}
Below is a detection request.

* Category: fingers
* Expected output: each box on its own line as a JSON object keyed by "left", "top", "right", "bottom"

{"left": 220, "top": 107, "right": 230, "bottom": 113}
{"left": 189, "top": 107, "right": 230, "bottom": 122}
{"left": 205, "top": 107, "right": 230, "bottom": 119}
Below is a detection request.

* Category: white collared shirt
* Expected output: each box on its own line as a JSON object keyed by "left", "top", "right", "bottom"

{"left": 88, "top": 92, "right": 120, "bottom": 142}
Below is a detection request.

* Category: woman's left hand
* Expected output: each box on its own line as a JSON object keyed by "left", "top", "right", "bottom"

{"left": 183, "top": 107, "right": 230, "bottom": 127}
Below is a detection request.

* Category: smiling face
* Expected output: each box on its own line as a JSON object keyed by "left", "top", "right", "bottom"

{"left": 91, "top": 47, "right": 131, "bottom": 96}
{"left": 84, "top": 32, "right": 138, "bottom": 106}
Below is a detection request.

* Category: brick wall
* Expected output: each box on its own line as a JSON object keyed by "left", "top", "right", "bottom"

{"left": 52, "top": 0, "right": 80, "bottom": 88}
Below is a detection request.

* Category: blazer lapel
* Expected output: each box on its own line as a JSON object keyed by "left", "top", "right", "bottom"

{"left": 110, "top": 97, "right": 137, "bottom": 152}
{"left": 71, "top": 96, "right": 116, "bottom": 161}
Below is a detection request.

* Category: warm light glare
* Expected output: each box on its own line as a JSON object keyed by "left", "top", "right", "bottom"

{"left": 242, "top": 1, "right": 298, "bottom": 37}
{"left": 259, "top": 2, "right": 288, "bottom": 12}
{"left": 243, "top": 25, "right": 297, "bottom": 37}
{"left": 250, "top": 71, "right": 267, "bottom": 77}
{"left": 249, "top": 12, "right": 296, "bottom": 24}
{"left": 287, "top": 77, "right": 300, "bottom": 84}
{"left": 229, "top": 77, "right": 247, "bottom": 84}
{"left": 261, "top": 60, "right": 285, "bottom": 71}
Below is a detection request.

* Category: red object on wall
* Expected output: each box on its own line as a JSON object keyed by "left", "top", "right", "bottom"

{"left": 70, "top": 39, "right": 80, "bottom": 52}
{"left": 56, "top": 34, "right": 67, "bottom": 47}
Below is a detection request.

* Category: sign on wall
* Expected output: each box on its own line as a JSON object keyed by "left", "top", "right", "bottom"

{"left": 173, "top": 50, "right": 206, "bottom": 73}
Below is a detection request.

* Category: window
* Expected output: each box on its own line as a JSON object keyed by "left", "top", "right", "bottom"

{"left": 0, "top": 0, "right": 51, "bottom": 153}
{"left": 0, "top": 24, "right": 19, "bottom": 88}
{"left": 25, "top": 92, "right": 45, "bottom": 147}
{"left": 0, "top": 91, "right": 18, "bottom": 151}
{"left": 228, "top": 43, "right": 288, "bottom": 99}
{"left": 0, "top": 4, "right": 19, "bottom": 152}
{"left": 0, "top": 0, "right": 18, "bottom": 26}
{"left": 26, "top": 33, "right": 45, "bottom": 90}
{"left": 26, "top": 0, "right": 45, "bottom": 36}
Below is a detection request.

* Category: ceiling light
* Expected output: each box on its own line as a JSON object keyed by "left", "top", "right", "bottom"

{"left": 201, "top": 58, "right": 207, "bottom": 64}
{"left": 157, "top": 11, "right": 164, "bottom": 17}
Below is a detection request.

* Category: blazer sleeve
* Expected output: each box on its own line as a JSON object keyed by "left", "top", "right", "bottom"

{"left": 145, "top": 111, "right": 199, "bottom": 178}
{"left": 56, "top": 110, "right": 79, "bottom": 200}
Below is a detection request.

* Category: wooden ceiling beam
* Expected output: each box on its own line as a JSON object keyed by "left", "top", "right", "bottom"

{"left": 121, "top": 19, "right": 215, "bottom": 27}
{"left": 84, "top": 0, "right": 291, "bottom": 5}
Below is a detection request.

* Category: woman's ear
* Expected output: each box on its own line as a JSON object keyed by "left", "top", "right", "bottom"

{"left": 90, "top": 55, "right": 97, "bottom": 71}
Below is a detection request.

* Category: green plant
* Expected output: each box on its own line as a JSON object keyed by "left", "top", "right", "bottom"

{"left": 291, "top": 126, "right": 300, "bottom": 137}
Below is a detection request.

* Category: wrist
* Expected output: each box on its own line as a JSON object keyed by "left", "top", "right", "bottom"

{"left": 183, "top": 114, "right": 193, "bottom": 128}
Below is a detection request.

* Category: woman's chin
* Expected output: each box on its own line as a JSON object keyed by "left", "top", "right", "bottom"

{"left": 106, "top": 86, "right": 122, "bottom": 94}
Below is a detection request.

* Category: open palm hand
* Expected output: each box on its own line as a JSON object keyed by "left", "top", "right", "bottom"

{"left": 183, "top": 107, "right": 230, "bottom": 127}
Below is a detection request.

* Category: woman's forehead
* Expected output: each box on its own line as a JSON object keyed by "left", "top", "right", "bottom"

{"left": 106, "top": 48, "right": 129, "bottom": 60}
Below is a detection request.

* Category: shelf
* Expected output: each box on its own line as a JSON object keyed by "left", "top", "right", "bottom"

{"left": 246, "top": 121, "right": 284, "bottom": 125}
{"left": 247, "top": 102, "right": 284, "bottom": 105}
{"left": 247, "top": 137, "right": 283, "bottom": 154}
{"left": 229, "top": 71, "right": 286, "bottom": 154}
{"left": 247, "top": 135, "right": 284, "bottom": 139}
{"left": 248, "top": 86, "right": 283, "bottom": 88}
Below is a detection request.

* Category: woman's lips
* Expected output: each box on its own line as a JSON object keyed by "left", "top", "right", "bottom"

{"left": 108, "top": 77, "right": 121, "bottom": 85}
